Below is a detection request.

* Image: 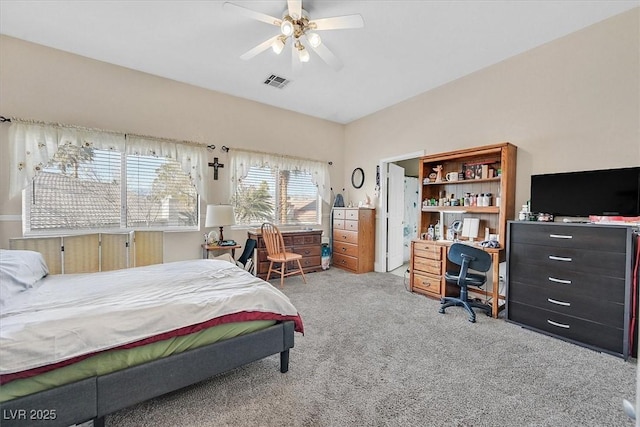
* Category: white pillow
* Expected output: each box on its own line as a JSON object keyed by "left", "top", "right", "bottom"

{"left": 0, "top": 249, "right": 50, "bottom": 306}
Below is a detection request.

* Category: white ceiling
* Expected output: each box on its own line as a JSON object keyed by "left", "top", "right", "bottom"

{"left": 1, "top": 1, "right": 638, "bottom": 124}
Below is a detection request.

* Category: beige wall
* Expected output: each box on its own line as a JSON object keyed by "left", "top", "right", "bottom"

{"left": 0, "top": 35, "right": 344, "bottom": 259}
{"left": 344, "top": 8, "right": 639, "bottom": 214}
{"left": 1, "top": 8, "right": 638, "bottom": 262}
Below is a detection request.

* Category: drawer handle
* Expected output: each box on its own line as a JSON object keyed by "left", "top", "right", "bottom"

{"left": 342, "top": 248, "right": 347, "bottom": 251}
{"left": 549, "top": 255, "right": 572, "bottom": 262}
{"left": 547, "top": 319, "right": 570, "bottom": 329}
{"left": 548, "top": 277, "right": 572, "bottom": 285}
{"left": 304, "top": 250, "right": 310, "bottom": 255}
{"left": 549, "top": 234, "right": 573, "bottom": 239}
{"left": 547, "top": 298, "right": 571, "bottom": 307}
{"left": 421, "top": 281, "right": 432, "bottom": 287}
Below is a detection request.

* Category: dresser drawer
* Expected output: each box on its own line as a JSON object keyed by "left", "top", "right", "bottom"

{"left": 293, "top": 245, "right": 321, "bottom": 258}
{"left": 510, "top": 242, "right": 626, "bottom": 276}
{"left": 333, "top": 229, "right": 358, "bottom": 245}
{"left": 508, "top": 282, "right": 625, "bottom": 328}
{"left": 333, "top": 253, "right": 358, "bottom": 272}
{"left": 508, "top": 302, "right": 624, "bottom": 355}
{"left": 412, "top": 272, "right": 442, "bottom": 297}
{"left": 298, "top": 256, "right": 321, "bottom": 269}
{"left": 344, "top": 220, "right": 359, "bottom": 232}
{"left": 292, "top": 234, "right": 322, "bottom": 245}
{"left": 334, "top": 209, "right": 345, "bottom": 220}
{"left": 509, "top": 223, "right": 626, "bottom": 252}
{"left": 413, "top": 257, "right": 442, "bottom": 276}
{"left": 333, "top": 219, "right": 345, "bottom": 230}
{"left": 333, "top": 242, "right": 358, "bottom": 257}
{"left": 345, "top": 209, "right": 359, "bottom": 220}
{"left": 508, "top": 260, "right": 626, "bottom": 303}
{"left": 412, "top": 241, "right": 442, "bottom": 260}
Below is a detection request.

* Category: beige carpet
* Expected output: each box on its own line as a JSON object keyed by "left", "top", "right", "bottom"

{"left": 107, "top": 268, "right": 636, "bottom": 426}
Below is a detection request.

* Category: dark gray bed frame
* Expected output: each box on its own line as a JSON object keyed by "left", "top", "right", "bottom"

{"left": 0, "top": 321, "right": 295, "bottom": 427}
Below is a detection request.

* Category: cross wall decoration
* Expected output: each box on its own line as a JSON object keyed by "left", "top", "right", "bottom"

{"left": 208, "top": 157, "right": 224, "bottom": 180}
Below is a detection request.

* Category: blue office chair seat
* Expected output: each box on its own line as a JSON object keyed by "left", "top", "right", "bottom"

{"left": 439, "top": 243, "right": 492, "bottom": 323}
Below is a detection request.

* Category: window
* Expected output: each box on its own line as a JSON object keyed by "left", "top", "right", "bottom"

{"left": 25, "top": 146, "right": 199, "bottom": 233}
{"left": 232, "top": 166, "right": 319, "bottom": 226}
{"left": 229, "top": 150, "right": 331, "bottom": 227}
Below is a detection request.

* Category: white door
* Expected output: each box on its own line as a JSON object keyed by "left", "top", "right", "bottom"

{"left": 387, "top": 163, "right": 404, "bottom": 271}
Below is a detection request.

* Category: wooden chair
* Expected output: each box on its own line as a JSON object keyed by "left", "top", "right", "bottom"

{"left": 261, "top": 223, "right": 307, "bottom": 288}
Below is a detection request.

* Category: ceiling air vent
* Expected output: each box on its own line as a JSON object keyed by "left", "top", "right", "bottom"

{"left": 263, "top": 74, "right": 290, "bottom": 89}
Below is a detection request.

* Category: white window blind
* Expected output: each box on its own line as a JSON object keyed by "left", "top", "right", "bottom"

{"left": 26, "top": 147, "right": 198, "bottom": 233}
{"left": 232, "top": 166, "right": 319, "bottom": 226}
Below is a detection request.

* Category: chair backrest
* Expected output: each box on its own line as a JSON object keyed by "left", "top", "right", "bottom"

{"left": 237, "top": 238, "right": 257, "bottom": 266}
{"left": 261, "top": 223, "right": 285, "bottom": 256}
{"left": 447, "top": 242, "right": 492, "bottom": 273}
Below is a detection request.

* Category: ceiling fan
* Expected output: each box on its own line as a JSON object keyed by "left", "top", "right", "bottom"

{"left": 223, "top": 0, "right": 364, "bottom": 72}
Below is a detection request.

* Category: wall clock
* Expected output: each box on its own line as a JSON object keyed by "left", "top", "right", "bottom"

{"left": 351, "top": 167, "right": 364, "bottom": 189}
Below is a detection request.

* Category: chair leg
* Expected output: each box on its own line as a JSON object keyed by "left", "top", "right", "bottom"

{"left": 296, "top": 259, "right": 307, "bottom": 283}
{"left": 266, "top": 261, "right": 273, "bottom": 282}
{"left": 280, "top": 262, "right": 285, "bottom": 288}
{"left": 439, "top": 296, "right": 478, "bottom": 323}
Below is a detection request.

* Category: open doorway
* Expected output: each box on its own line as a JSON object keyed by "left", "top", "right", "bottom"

{"left": 376, "top": 151, "right": 424, "bottom": 273}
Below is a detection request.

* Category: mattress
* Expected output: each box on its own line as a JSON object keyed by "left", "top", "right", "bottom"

{"left": 1, "top": 259, "right": 303, "bottom": 382}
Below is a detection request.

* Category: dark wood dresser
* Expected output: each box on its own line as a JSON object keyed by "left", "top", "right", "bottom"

{"left": 332, "top": 208, "right": 375, "bottom": 273}
{"left": 506, "top": 221, "right": 637, "bottom": 359}
{"left": 248, "top": 229, "right": 323, "bottom": 280}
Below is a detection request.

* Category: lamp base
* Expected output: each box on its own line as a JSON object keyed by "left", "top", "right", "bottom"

{"left": 218, "top": 226, "right": 225, "bottom": 243}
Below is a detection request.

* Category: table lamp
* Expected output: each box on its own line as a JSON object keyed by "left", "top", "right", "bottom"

{"left": 205, "top": 204, "right": 235, "bottom": 244}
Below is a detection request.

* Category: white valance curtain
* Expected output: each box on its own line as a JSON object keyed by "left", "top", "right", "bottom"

{"left": 229, "top": 148, "right": 332, "bottom": 204}
{"left": 8, "top": 120, "right": 208, "bottom": 198}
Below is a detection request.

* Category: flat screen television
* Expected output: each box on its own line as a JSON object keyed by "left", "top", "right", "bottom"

{"left": 530, "top": 167, "right": 640, "bottom": 217}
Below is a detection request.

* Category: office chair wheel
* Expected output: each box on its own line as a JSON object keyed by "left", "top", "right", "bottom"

{"left": 468, "top": 317, "right": 476, "bottom": 323}
{"left": 439, "top": 308, "right": 445, "bottom": 314}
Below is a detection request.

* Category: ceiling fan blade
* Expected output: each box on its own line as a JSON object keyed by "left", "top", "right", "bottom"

{"left": 240, "top": 35, "right": 280, "bottom": 60}
{"left": 308, "top": 40, "right": 343, "bottom": 71}
{"left": 310, "top": 14, "right": 364, "bottom": 31}
{"left": 223, "top": 2, "right": 281, "bottom": 26}
{"left": 287, "top": 0, "right": 302, "bottom": 20}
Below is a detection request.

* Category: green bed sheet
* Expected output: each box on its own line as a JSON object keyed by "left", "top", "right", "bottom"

{"left": 0, "top": 320, "right": 276, "bottom": 402}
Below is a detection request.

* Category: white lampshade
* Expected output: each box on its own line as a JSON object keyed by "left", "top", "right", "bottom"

{"left": 280, "top": 19, "right": 294, "bottom": 36}
{"left": 205, "top": 205, "right": 236, "bottom": 228}
{"left": 272, "top": 37, "right": 285, "bottom": 54}
{"left": 307, "top": 32, "right": 321, "bottom": 48}
{"left": 298, "top": 46, "right": 310, "bottom": 63}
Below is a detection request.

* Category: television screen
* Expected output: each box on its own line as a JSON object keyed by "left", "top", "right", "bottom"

{"left": 530, "top": 167, "right": 640, "bottom": 217}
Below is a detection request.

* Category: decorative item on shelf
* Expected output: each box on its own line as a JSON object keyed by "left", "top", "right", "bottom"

{"left": 433, "top": 165, "right": 443, "bottom": 182}
{"left": 205, "top": 204, "right": 236, "bottom": 244}
{"left": 445, "top": 172, "right": 458, "bottom": 182}
{"left": 428, "top": 172, "right": 437, "bottom": 183}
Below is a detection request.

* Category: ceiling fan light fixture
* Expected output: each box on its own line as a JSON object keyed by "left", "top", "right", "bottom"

{"left": 307, "top": 32, "right": 321, "bottom": 48}
{"left": 298, "top": 44, "right": 310, "bottom": 63}
{"left": 272, "top": 36, "right": 286, "bottom": 54}
{"left": 280, "top": 17, "right": 294, "bottom": 36}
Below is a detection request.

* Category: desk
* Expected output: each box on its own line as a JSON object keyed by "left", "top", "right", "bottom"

{"left": 202, "top": 244, "right": 241, "bottom": 260}
{"left": 409, "top": 239, "right": 505, "bottom": 318}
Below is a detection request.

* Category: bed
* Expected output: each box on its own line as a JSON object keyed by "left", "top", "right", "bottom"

{"left": 0, "top": 249, "right": 303, "bottom": 426}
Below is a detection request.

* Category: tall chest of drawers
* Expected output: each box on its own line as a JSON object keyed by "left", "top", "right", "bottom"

{"left": 332, "top": 208, "right": 375, "bottom": 273}
{"left": 506, "top": 221, "right": 636, "bottom": 359}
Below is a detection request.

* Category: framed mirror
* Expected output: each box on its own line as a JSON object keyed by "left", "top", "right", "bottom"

{"left": 351, "top": 167, "right": 364, "bottom": 189}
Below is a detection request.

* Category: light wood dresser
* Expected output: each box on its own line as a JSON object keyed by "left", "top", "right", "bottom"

{"left": 332, "top": 207, "right": 375, "bottom": 273}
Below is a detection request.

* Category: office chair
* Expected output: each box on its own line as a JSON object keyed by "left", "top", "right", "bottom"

{"left": 236, "top": 238, "right": 257, "bottom": 274}
{"left": 439, "top": 242, "right": 492, "bottom": 323}
{"left": 260, "top": 223, "right": 307, "bottom": 288}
